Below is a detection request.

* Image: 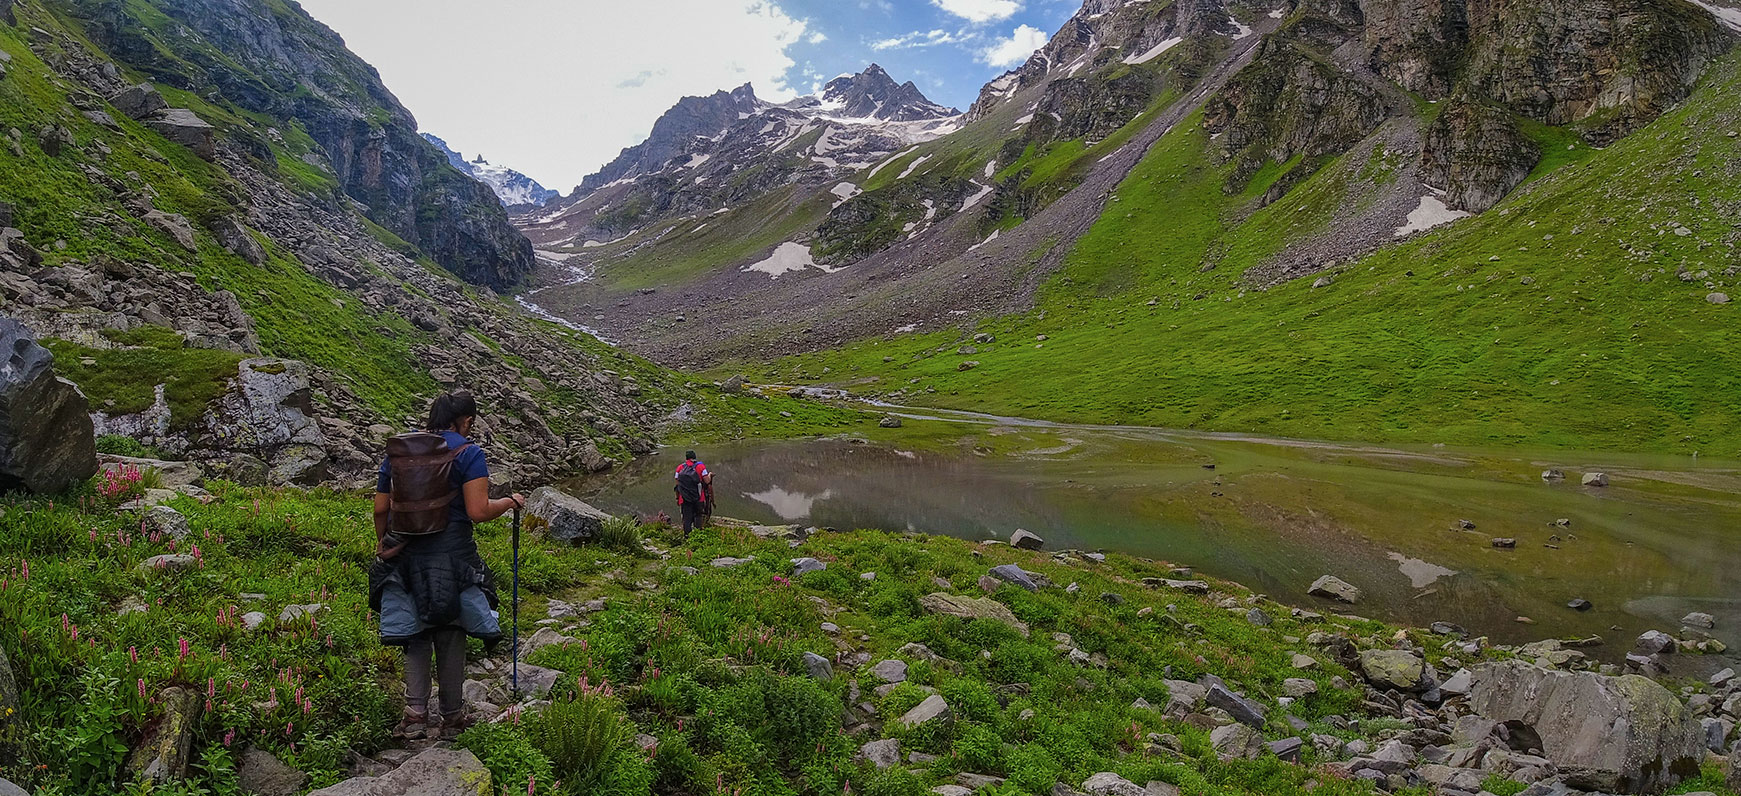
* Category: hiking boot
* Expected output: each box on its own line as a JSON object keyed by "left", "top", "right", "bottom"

{"left": 437, "top": 711, "right": 472, "bottom": 741}
{"left": 391, "top": 709, "right": 429, "bottom": 741}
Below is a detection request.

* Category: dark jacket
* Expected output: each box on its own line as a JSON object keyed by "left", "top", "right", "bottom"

{"left": 370, "top": 519, "right": 500, "bottom": 644}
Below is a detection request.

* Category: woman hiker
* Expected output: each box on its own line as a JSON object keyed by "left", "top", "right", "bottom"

{"left": 371, "top": 391, "right": 525, "bottom": 740}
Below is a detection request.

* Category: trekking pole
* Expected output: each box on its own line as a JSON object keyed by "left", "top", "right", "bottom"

{"left": 511, "top": 504, "right": 522, "bottom": 699}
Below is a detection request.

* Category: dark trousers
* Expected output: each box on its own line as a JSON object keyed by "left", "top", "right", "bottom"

{"left": 681, "top": 502, "right": 703, "bottom": 535}
{"left": 404, "top": 627, "right": 466, "bottom": 719}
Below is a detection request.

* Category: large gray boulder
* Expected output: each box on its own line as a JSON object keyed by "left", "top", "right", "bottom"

{"left": 145, "top": 108, "right": 216, "bottom": 160}
{"left": 307, "top": 747, "right": 491, "bottom": 796}
{"left": 1359, "top": 649, "right": 1426, "bottom": 692}
{"left": 919, "top": 592, "right": 1030, "bottom": 637}
{"left": 988, "top": 563, "right": 1041, "bottom": 592}
{"left": 110, "top": 83, "right": 169, "bottom": 120}
{"left": 238, "top": 746, "right": 307, "bottom": 796}
{"left": 126, "top": 687, "right": 202, "bottom": 784}
{"left": 0, "top": 317, "right": 97, "bottom": 493}
{"left": 1308, "top": 575, "right": 1362, "bottom": 604}
{"left": 1470, "top": 661, "right": 1704, "bottom": 793}
{"left": 526, "top": 486, "right": 612, "bottom": 544}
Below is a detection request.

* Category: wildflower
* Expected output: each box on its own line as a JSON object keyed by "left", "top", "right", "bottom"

{"left": 178, "top": 638, "right": 190, "bottom": 660}
{"left": 528, "top": 775, "right": 536, "bottom": 796}
{"left": 223, "top": 730, "right": 235, "bottom": 747}
{"left": 137, "top": 679, "right": 147, "bottom": 701}
{"left": 129, "top": 646, "right": 138, "bottom": 664}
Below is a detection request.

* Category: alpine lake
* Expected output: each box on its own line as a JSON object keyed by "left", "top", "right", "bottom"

{"left": 567, "top": 407, "right": 1741, "bottom": 668}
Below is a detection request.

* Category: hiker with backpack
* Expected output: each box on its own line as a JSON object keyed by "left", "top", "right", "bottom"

{"left": 370, "top": 391, "right": 524, "bottom": 741}
{"left": 674, "top": 450, "right": 714, "bottom": 536}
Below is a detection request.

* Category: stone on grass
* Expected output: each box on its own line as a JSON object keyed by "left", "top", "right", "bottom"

{"left": 791, "top": 557, "right": 826, "bottom": 577}
{"left": 307, "top": 747, "right": 491, "bottom": 796}
{"left": 988, "top": 563, "right": 1040, "bottom": 591}
{"left": 1308, "top": 575, "right": 1362, "bottom": 604}
{"left": 870, "top": 659, "right": 908, "bottom": 684}
{"left": 1010, "top": 529, "right": 1044, "bottom": 550}
{"left": 126, "top": 687, "right": 202, "bottom": 784}
{"left": 1081, "top": 772, "right": 1145, "bottom": 796}
{"left": 1359, "top": 649, "right": 1426, "bottom": 691}
{"left": 1282, "top": 678, "right": 1318, "bottom": 698}
{"left": 710, "top": 556, "right": 755, "bottom": 568}
{"left": 1581, "top": 472, "right": 1609, "bottom": 487}
{"left": 1210, "top": 723, "right": 1265, "bottom": 760}
{"left": 898, "top": 694, "right": 950, "bottom": 728}
{"left": 238, "top": 746, "right": 307, "bottom": 796}
{"left": 919, "top": 593, "right": 1030, "bottom": 637}
{"left": 139, "top": 554, "right": 197, "bottom": 573}
{"left": 858, "top": 737, "right": 900, "bottom": 769}
{"left": 1162, "top": 679, "right": 1205, "bottom": 715}
{"left": 526, "top": 486, "right": 611, "bottom": 544}
{"left": 240, "top": 612, "right": 268, "bottom": 631}
{"left": 1470, "top": 661, "right": 1704, "bottom": 794}
{"left": 278, "top": 603, "right": 324, "bottom": 623}
{"left": 1267, "top": 737, "right": 1304, "bottom": 761}
{"left": 143, "top": 506, "right": 190, "bottom": 540}
{"left": 1206, "top": 684, "right": 1266, "bottom": 728}
{"left": 1290, "top": 654, "right": 1318, "bottom": 670}
{"left": 0, "top": 318, "right": 98, "bottom": 493}
{"left": 801, "top": 652, "right": 833, "bottom": 681}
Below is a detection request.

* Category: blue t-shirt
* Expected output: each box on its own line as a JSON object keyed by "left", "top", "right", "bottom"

{"left": 377, "top": 431, "right": 490, "bottom": 525}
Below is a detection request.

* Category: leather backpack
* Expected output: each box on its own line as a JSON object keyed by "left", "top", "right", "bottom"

{"left": 385, "top": 432, "right": 473, "bottom": 535}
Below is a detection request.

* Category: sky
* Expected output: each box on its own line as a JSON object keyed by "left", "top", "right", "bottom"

{"left": 292, "top": 0, "right": 1081, "bottom": 193}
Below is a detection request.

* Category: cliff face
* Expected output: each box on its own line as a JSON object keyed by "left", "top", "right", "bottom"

{"left": 1361, "top": 0, "right": 1732, "bottom": 143}
{"left": 61, "top": 0, "right": 534, "bottom": 289}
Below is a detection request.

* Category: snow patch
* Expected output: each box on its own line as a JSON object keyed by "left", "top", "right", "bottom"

{"left": 1395, "top": 194, "right": 1471, "bottom": 236}
{"left": 984, "top": 160, "right": 998, "bottom": 178}
{"left": 968, "top": 229, "right": 1001, "bottom": 251}
{"left": 961, "top": 182, "right": 995, "bottom": 212}
{"left": 743, "top": 242, "right": 838, "bottom": 279}
{"left": 897, "top": 154, "right": 931, "bottom": 180}
{"left": 1124, "top": 38, "right": 1183, "bottom": 65}
{"left": 894, "top": 324, "right": 918, "bottom": 333}
{"left": 684, "top": 153, "right": 712, "bottom": 169}
{"left": 1690, "top": 0, "right": 1741, "bottom": 31}
{"left": 580, "top": 230, "right": 638, "bottom": 248}
{"left": 830, "top": 182, "right": 862, "bottom": 207}
{"left": 1016, "top": 113, "right": 1035, "bottom": 125}
{"left": 1268, "top": 8, "right": 1284, "bottom": 18}
{"left": 1229, "top": 17, "right": 1254, "bottom": 39}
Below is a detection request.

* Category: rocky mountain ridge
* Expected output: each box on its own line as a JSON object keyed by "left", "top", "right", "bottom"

{"left": 0, "top": 0, "right": 685, "bottom": 487}
{"left": 516, "top": 0, "right": 1737, "bottom": 388}
{"left": 422, "top": 132, "right": 559, "bottom": 208}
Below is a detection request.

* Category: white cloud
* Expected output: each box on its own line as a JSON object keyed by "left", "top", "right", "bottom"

{"left": 293, "top": 0, "right": 810, "bottom": 191}
{"left": 806, "top": 30, "right": 828, "bottom": 44}
{"left": 979, "top": 24, "right": 1049, "bottom": 68}
{"left": 871, "top": 29, "right": 970, "bottom": 50}
{"left": 932, "top": 0, "right": 1022, "bottom": 24}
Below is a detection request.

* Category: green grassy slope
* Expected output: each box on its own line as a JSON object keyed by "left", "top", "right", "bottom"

{"left": 3, "top": 481, "right": 1668, "bottom": 796}
{"left": 745, "top": 56, "right": 1741, "bottom": 456}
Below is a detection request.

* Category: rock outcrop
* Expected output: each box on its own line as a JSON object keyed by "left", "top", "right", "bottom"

{"left": 1470, "top": 661, "right": 1705, "bottom": 793}
{"left": 307, "top": 747, "right": 491, "bottom": 796}
{"left": 1421, "top": 98, "right": 1541, "bottom": 212}
{"left": 919, "top": 592, "right": 1031, "bottom": 637}
{"left": 125, "top": 686, "right": 202, "bottom": 785}
{"left": 0, "top": 317, "right": 97, "bottom": 493}
{"left": 526, "top": 486, "right": 612, "bottom": 544}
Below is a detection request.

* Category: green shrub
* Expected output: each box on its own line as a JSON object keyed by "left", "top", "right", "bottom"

{"left": 526, "top": 690, "right": 631, "bottom": 795}
{"left": 953, "top": 721, "right": 1005, "bottom": 774}
{"left": 596, "top": 516, "right": 643, "bottom": 553}
{"left": 1482, "top": 774, "right": 1528, "bottom": 796}
{"left": 458, "top": 722, "right": 555, "bottom": 794}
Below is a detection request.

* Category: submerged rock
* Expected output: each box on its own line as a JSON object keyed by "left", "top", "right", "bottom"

{"left": 1307, "top": 575, "right": 1362, "bottom": 604}
{"left": 1470, "top": 661, "right": 1704, "bottom": 794}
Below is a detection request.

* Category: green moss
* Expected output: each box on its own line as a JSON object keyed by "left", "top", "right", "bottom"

{"left": 44, "top": 333, "right": 244, "bottom": 427}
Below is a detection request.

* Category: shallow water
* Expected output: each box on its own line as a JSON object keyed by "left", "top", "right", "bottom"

{"left": 570, "top": 413, "right": 1741, "bottom": 663}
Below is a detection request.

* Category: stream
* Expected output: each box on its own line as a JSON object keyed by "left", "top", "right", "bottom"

{"left": 566, "top": 407, "right": 1741, "bottom": 664}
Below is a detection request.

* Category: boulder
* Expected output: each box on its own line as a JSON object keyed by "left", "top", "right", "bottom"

{"left": 1308, "top": 575, "right": 1362, "bottom": 604}
{"left": 0, "top": 779, "right": 25, "bottom": 796}
{"left": 792, "top": 557, "right": 826, "bottom": 577}
{"left": 526, "top": 486, "right": 612, "bottom": 544}
{"left": 1210, "top": 723, "right": 1265, "bottom": 760}
{"left": 1205, "top": 684, "right": 1266, "bottom": 728}
{"left": 210, "top": 215, "right": 268, "bottom": 266}
{"left": 307, "top": 747, "right": 491, "bottom": 796}
{"left": 870, "top": 659, "right": 908, "bottom": 684}
{"left": 110, "top": 83, "right": 169, "bottom": 119}
{"left": 510, "top": 664, "right": 562, "bottom": 697}
{"left": 1635, "top": 630, "right": 1677, "bottom": 656}
{"left": 1081, "top": 772, "right": 1146, "bottom": 796}
{"left": 988, "top": 563, "right": 1041, "bottom": 591}
{"left": 858, "top": 737, "right": 900, "bottom": 769}
{"left": 0, "top": 317, "right": 98, "bottom": 493}
{"left": 1282, "top": 678, "right": 1318, "bottom": 698}
{"left": 898, "top": 694, "right": 950, "bottom": 728}
{"left": 143, "top": 505, "right": 190, "bottom": 540}
{"left": 143, "top": 210, "right": 198, "bottom": 251}
{"left": 1359, "top": 649, "right": 1426, "bottom": 691}
{"left": 1470, "top": 661, "right": 1704, "bottom": 793}
{"left": 139, "top": 554, "right": 197, "bottom": 573}
{"left": 1162, "top": 679, "right": 1206, "bottom": 715}
{"left": 1729, "top": 743, "right": 1740, "bottom": 793}
{"left": 1010, "top": 529, "right": 1044, "bottom": 550}
{"left": 238, "top": 746, "right": 307, "bottom": 796}
{"left": 145, "top": 108, "right": 217, "bottom": 160}
{"left": 1581, "top": 472, "right": 1609, "bottom": 487}
{"left": 126, "top": 687, "right": 202, "bottom": 784}
{"left": 879, "top": 415, "right": 903, "bottom": 428}
{"left": 919, "top": 593, "right": 1030, "bottom": 637}
{"left": 100, "top": 455, "right": 203, "bottom": 487}
{"left": 801, "top": 652, "right": 833, "bottom": 681}
{"left": 1682, "top": 612, "right": 1716, "bottom": 629}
